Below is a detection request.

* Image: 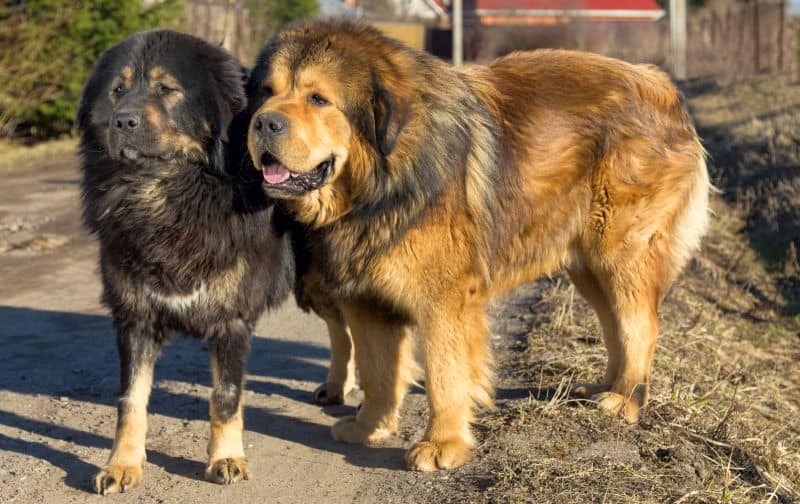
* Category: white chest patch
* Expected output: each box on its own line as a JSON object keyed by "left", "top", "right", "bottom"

{"left": 143, "top": 284, "right": 207, "bottom": 313}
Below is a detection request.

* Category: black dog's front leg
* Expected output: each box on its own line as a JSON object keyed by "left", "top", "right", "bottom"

{"left": 205, "top": 320, "right": 251, "bottom": 485}
{"left": 95, "top": 318, "right": 165, "bottom": 494}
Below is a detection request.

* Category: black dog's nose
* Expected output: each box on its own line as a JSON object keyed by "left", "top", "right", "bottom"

{"left": 114, "top": 111, "right": 141, "bottom": 130}
{"left": 254, "top": 112, "right": 286, "bottom": 135}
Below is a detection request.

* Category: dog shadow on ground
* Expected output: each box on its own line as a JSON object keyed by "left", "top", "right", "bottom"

{"left": 0, "top": 411, "right": 202, "bottom": 491}
{"left": 0, "top": 305, "right": 405, "bottom": 492}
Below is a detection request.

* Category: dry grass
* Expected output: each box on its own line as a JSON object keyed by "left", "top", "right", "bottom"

{"left": 392, "top": 198, "right": 799, "bottom": 503}
{"left": 0, "top": 138, "right": 77, "bottom": 171}
{"left": 381, "top": 76, "right": 800, "bottom": 503}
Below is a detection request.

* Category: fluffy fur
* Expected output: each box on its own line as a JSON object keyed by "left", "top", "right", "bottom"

{"left": 246, "top": 20, "right": 710, "bottom": 472}
{"left": 77, "top": 30, "right": 293, "bottom": 493}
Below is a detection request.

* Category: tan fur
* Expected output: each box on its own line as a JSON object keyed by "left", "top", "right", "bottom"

{"left": 160, "top": 130, "right": 206, "bottom": 161}
{"left": 119, "top": 66, "right": 133, "bottom": 89}
{"left": 330, "top": 302, "right": 418, "bottom": 445}
{"left": 263, "top": 66, "right": 351, "bottom": 172}
{"left": 249, "top": 21, "right": 710, "bottom": 471}
{"left": 94, "top": 364, "right": 153, "bottom": 494}
{"left": 143, "top": 103, "right": 163, "bottom": 130}
{"left": 149, "top": 68, "right": 177, "bottom": 87}
{"left": 312, "top": 315, "right": 357, "bottom": 404}
{"left": 205, "top": 359, "right": 248, "bottom": 484}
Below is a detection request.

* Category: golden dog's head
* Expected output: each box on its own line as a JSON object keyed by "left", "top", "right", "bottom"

{"left": 245, "top": 20, "right": 413, "bottom": 223}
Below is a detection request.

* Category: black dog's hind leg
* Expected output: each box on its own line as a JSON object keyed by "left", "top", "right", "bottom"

{"left": 95, "top": 318, "right": 165, "bottom": 495}
{"left": 205, "top": 320, "right": 251, "bottom": 485}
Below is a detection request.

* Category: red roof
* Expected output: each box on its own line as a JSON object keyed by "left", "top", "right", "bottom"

{"left": 475, "top": 0, "right": 662, "bottom": 9}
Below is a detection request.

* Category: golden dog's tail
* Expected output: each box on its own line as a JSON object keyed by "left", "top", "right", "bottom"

{"left": 665, "top": 139, "right": 712, "bottom": 289}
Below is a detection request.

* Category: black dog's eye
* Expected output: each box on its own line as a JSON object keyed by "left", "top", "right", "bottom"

{"left": 309, "top": 93, "right": 329, "bottom": 106}
{"left": 111, "top": 85, "right": 125, "bottom": 97}
{"left": 156, "top": 82, "right": 176, "bottom": 95}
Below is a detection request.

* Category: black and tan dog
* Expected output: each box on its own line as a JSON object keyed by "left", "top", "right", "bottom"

{"left": 77, "top": 30, "right": 293, "bottom": 493}
{"left": 246, "top": 20, "right": 710, "bottom": 472}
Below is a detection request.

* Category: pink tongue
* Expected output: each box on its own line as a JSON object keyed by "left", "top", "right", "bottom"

{"left": 262, "top": 163, "right": 291, "bottom": 184}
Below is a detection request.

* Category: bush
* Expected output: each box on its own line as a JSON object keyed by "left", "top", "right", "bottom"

{"left": 0, "top": 0, "right": 183, "bottom": 140}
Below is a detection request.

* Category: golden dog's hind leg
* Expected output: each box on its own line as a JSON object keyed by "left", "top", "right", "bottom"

{"left": 205, "top": 326, "right": 250, "bottom": 485}
{"left": 406, "top": 293, "right": 493, "bottom": 472}
{"left": 587, "top": 149, "right": 709, "bottom": 423}
{"left": 567, "top": 267, "right": 619, "bottom": 399}
{"left": 313, "top": 316, "right": 356, "bottom": 405}
{"left": 95, "top": 323, "right": 163, "bottom": 495}
{"left": 587, "top": 241, "right": 666, "bottom": 423}
{"left": 331, "top": 303, "right": 415, "bottom": 445}
{"left": 592, "top": 293, "right": 658, "bottom": 424}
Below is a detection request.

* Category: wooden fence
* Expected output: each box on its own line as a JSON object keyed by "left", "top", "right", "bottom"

{"left": 185, "top": 0, "right": 253, "bottom": 61}
{"left": 685, "top": 2, "right": 797, "bottom": 83}
{"left": 182, "top": 1, "right": 798, "bottom": 84}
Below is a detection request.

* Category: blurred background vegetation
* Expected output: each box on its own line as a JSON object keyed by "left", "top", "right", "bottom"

{"left": 0, "top": 0, "right": 183, "bottom": 139}
{"left": 247, "top": 0, "right": 318, "bottom": 38}
{"left": 0, "top": 0, "right": 316, "bottom": 141}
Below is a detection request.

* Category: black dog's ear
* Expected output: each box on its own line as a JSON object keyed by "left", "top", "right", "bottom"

{"left": 214, "top": 57, "right": 247, "bottom": 142}
{"left": 372, "top": 73, "right": 409, "bottom": 157}
{"left": 246, "top": 42, "right": 279, "bottom": 104}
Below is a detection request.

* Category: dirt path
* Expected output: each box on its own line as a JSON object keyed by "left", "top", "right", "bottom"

{"left": 3, "top": 76, "right": 799, "bottom": 503}
{"left": 0, "top": 155, "right": 412, "bottom": 503}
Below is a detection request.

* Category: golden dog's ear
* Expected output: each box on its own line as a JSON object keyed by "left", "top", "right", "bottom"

{"left": 372, "top": 74, "right": 409, "bottom": 157}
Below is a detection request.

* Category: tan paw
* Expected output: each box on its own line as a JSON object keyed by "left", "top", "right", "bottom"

{"left": 205, "top": 457, "right": 249, "bottom": 485}
{"left": 405, "top": 439, "right": 472, "bottom": 472}
{"left": 571, "top": 382, "right": 611, "bottom": 399}
{"left": 331, "top": 415, "right": 394, "bottom": 445}
{"left": 94, "top": 464, "right": 143, "bottom": 495}
{"left": 592, "top": 391, "right": 641, "bottom": 423}
{"left": 313, "top": 382, "right": 351, "bottom": 405}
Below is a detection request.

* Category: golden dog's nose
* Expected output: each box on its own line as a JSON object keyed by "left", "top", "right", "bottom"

{"left": 254, "top": 112, "right": 286, "bottom": 136}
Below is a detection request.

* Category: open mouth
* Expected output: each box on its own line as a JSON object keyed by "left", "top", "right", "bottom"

{"left": 260, "top": 151, "right": 333, "bottom": 194}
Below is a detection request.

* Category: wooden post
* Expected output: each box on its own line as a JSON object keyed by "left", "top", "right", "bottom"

{"left": 452, "top": 0, "right": 463, "bottom": 66}
{"left": 754, "top": 0, "right": 760, "bottom": 73}
{"left": 670, "top": 0, "right": 688, "bottom": 80}
{"left": 206, "top": 0, "right": 212, "bottom": 41}
{"left": 779, "top": 0, "right": 785, "bottom": 72}
{"left": 739, "top": 4, "right": 746, "bottom": 80}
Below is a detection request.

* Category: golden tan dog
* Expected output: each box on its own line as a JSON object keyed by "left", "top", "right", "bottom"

{"left": 245, "top": 19, "right": 710, "bottom": 471}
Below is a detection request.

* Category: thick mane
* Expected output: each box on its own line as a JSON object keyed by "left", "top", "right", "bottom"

{"left": 292, "top": 20, "right": 501, "bottom": 289}
{"left": 83, "top": 161, "right": 271, "bottom": 290}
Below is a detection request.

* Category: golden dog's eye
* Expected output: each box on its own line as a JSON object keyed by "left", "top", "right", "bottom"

{"left": 156, "top": 82, "right": 175, "bottom": 95}
{"left": 309, "top": 93, "right": 329, "bottom": 106}
{"left": 262, "top": 86, "right": 273, "bottom": 98}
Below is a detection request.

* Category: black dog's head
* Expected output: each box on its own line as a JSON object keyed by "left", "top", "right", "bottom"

{"left": 77, "top": 30, "right": 245, "bottom": 171}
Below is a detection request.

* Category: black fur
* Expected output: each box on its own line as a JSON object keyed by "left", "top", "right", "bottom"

{"left": 77, "top": 30, "right": 293, "bottom": 427}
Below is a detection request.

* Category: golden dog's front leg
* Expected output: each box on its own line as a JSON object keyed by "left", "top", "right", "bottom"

{"left": 205, "top": 332, "right": 250, "bottom": 485}
{"left": 313, "top": 316, "right": 357, "bottom": 405}
{"left": 406, "top": 296, "right": 494, "bottom": 472}
{"left": 331, "top": 302, "right": 415, "bottom": 446}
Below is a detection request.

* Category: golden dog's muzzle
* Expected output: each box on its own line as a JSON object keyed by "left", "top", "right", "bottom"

{"left": 249, "top": 111, "right": 333, "bottom": 195}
